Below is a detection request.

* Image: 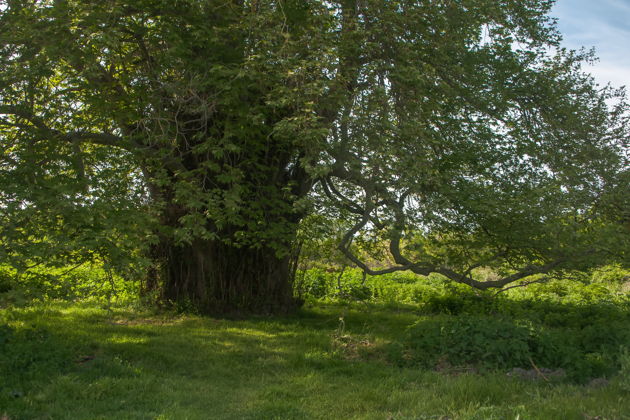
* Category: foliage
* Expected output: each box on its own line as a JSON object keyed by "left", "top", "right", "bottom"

{"left": 298, "top": 265, "right": 630, "bottom": 304}
{"left": 0, "top": 1, "right": 628, "bottom": 313}
{"left": 398, "top": 314, "right": 630, "bottom": 382}
{"left": 590, "top": 264, "right": 630, "bottom": 285}
{"left": 0, "top": 263, "right": 138, "bottom": 308}
{"left": 400, "top": 315, "right": 537, "bottom": 369}
{"left": 297, "top": 266, "right": 630, "bottom": 382}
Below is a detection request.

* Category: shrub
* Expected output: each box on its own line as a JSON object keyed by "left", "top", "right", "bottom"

{"left": 397, "top": 314, "right": 630, "bottom": 382}
{"left": 299, "top": 268, "right": 334, "bottom": 299}
{"left": 0, "top": 265, "right": 15, "bottom": 294}
{"left": 590, "top": 265, "right": 630, "bottom": 285}
{"left": 399, "top": 316, "right": 536, "bottom": 370}
{"left": 0, "top": 324, "right": 14, "bottom": 346}
{"left": 0, "top": 263, "right": 138, "bottom": 306}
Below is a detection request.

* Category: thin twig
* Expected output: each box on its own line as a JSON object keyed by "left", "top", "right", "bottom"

{"left": 528, "top": 357, "right": 549, "bottom": 382}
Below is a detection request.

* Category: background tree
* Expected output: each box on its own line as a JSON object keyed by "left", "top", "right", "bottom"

{"left": 0, "top": 0, "right": 628, "bottom": 314}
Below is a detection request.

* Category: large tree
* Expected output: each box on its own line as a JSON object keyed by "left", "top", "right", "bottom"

{"left": 1, "top": 0, "right": 628, "bottom": 313}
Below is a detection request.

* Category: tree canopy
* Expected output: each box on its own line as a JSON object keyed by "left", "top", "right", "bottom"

{"left": 0, "top": 0, "right": 628, "bottom": 313}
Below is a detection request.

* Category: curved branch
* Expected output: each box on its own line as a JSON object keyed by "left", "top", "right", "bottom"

{"left": 435, "top": 259, "right": 566, "bottom": 290}
{"left": 331, "top": 182, "right": 576, "bottom": 290}
{"left": 337, "top": 207, "right": 414, "bottom": 276}
{"left": 321, "top": 176, "right": 365, "bottom": 215}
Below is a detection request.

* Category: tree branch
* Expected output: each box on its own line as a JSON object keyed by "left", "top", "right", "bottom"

{"left": 0, "top": 104, "right": 187, "bottom": 173}
{"left": 0, "top": 105, "right": 128, "bottom": 148}
{"left": 330, "top": 180, "right": 576, "bottom": 290}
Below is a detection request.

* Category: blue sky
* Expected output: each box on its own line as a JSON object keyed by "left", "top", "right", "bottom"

{"left": 552, "top": 0, "right": 630, "bottom": 88}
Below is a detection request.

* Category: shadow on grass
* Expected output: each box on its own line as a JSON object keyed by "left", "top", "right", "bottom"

{"left": 1, "top": 302, "right": 382, "bottom": 418}
{"left": 1, "top": 295, "right": 629, "bottom": 418}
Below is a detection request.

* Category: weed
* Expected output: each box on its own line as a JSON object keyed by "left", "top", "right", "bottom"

{"left": 618, "top": 346, "right": 630, "bottom": 392}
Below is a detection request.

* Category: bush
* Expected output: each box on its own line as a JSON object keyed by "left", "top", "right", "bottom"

{"left": 397, "top": 314, "right": 630, "bottom": 382}
{"left": 299, "top": 266, "right": 630, "bottom": 381}
{"left": 0, "top": 266, "right": 15, "bottom": 294}
{"left": 399, "top": 316, "right": 536, "bottom": 370}
{"left": 0, "top": 263, "right": 138, "bottom": 306}
{"left": 299, "top": 268, "right": 334, "bottom": 299}
{"left": 0, "top": 324, "right": 14, "bottom": 346}
{"left": 590, "top": 265, "right": 630, "bottom": 285}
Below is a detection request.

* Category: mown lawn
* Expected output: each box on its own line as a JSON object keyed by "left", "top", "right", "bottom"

{"left": 1, "top": 301, "right": 628, "bottom": 420}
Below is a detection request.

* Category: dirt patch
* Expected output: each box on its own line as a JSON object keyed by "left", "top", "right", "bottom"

{"left": 434, "top": 357, "right": 478, "bottom": 376}
{"left": 331, "top": 333, "right": 385, "bottom": 362}
{"left": 109, "top": 317, "right": 184, "bottom": 326}
{"left": 507, "top": 367, "right": 566, "bottom": 381}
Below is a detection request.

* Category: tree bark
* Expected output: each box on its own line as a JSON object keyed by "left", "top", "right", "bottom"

{"left": 145, "top": 236, "right": 301, "bottom": 315}
{"left": 136, "top": 130, "right": 308, "bottom": 314}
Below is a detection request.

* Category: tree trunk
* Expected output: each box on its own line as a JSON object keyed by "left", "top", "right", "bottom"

{"left": 138, "top": 157, "right": 308, "bottom": 315}
{"left": 148, "top": 237, "right": 302, "bottom": 315}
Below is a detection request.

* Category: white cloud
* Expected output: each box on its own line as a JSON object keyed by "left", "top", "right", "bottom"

{"left": 553, "top": 0, "right": 630, "bottom": 88}
{"left": 588, "top": 64, "right": 630, "bottom": 88}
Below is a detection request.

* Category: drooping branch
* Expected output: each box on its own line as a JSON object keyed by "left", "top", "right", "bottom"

{"left": 326, "top": 172, "right": 578, "bottom": 291}
{"left": 320, "top": 176, "right": 366, "bottom": 217}
{"left": 491, "top": 276, "right": 552, "bottom": 296}
{"left": 435, "top": 261, "right": 566, "bottom": 290}
{"left": 325, "top": 174, "right": 427, "bottom": 276}
{"left": 337, "top": 202, "right": 416, "bottom": 276}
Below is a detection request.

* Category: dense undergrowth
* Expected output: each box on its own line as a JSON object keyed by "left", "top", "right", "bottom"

{"left": 0, "top": 263, "right": 138, "bottom": 308}
{"left": 1, "top": 264, "right": 629, "bottom": 419}
{"left": 297, "top": 265, "right": 630, "bottom": 383}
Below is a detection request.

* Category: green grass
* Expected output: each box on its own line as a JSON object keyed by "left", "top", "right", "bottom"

{"left": 2, "top": 301, "right": 629, "bottom": 420}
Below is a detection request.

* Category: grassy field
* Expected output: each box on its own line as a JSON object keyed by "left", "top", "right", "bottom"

{"left": 1, "top": 266, "right": 629, "bottom": 419}
{"left": 1, "top": 302, "right": 629, "bottom": 419}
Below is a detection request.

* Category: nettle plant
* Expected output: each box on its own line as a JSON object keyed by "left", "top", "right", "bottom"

{"left": 0, "top": 0, "right": 628, "bottom": 314}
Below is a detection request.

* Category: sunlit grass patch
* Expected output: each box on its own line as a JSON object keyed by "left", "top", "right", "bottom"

{"left": 1, "top": 299, "right": 629, "bottom": 419}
